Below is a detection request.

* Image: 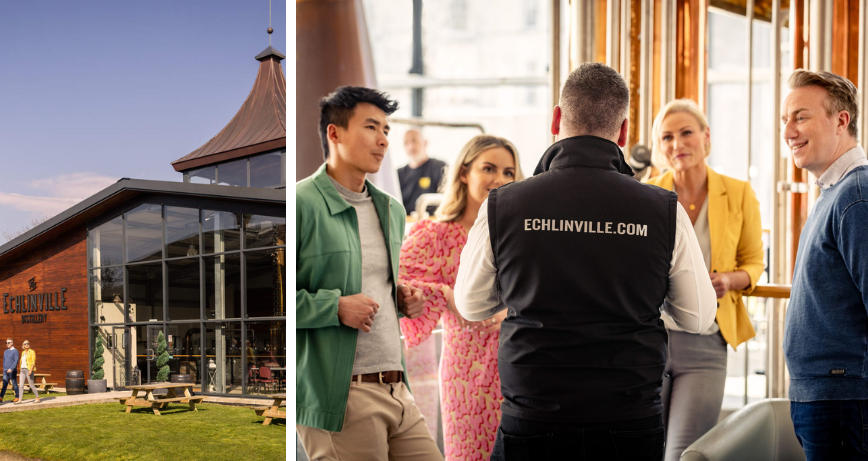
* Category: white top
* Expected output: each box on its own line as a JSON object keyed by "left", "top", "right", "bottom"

{"left": 663, "top": 195, "right": 720, "bottom": 334}
{"left": 20, "top": 350, "right": 29, "bottom": 369}
{"left": 454, "top": 199, "right": 717, "bottom": 334}
{"left": 816, "top": 145, "right": 868, "bottom": 190}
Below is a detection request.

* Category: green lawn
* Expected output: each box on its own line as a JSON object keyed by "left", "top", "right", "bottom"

{"left": 0, "top": 403, "right": 286, "bottom": 461}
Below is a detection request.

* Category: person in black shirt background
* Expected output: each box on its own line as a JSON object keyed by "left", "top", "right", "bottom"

{"left": 397, "top": 128, "right": 447, "bottom": 215}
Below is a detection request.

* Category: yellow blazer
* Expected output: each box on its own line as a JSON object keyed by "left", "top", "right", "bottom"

{"left": 20, "top": 349, "right": 36, "bottom": 371}
{"left": 646, "top": 165, "right": 765, "bottom": 349}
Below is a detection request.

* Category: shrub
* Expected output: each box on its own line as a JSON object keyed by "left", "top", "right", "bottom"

{"left": 156, "top": 331, "right": 170, "bottom": 382}
{"left": 92, "top": 335, "right": 105, "bottom": 380}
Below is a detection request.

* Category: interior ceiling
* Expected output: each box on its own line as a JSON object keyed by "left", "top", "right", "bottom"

{"left": 711, "top": 0, "right": 791, "bottom": 23}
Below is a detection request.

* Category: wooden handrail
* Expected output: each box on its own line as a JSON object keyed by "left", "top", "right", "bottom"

{"left": 748, "top": 284, "right": 791, "bottom": 299}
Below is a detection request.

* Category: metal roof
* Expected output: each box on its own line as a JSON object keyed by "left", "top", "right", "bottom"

{"left": 0, "top": 178, "right": 285, "bottom": 265}
{"left": 171, "top": 46, "right": 287, "bottom": 172}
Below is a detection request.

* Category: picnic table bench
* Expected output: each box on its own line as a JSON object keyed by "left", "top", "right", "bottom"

{"left": 32, "top": 373, "right": 56, "bottom": 393}
{"left": 253, "top": 393, "right": 286, "bottom": 425}
{"left": 118, "top": 383, "right": 203, "bottom": 416}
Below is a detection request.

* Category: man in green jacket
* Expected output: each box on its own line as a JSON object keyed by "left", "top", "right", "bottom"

{"left": 296, "top": 86, "right": 443, "bottom": 460}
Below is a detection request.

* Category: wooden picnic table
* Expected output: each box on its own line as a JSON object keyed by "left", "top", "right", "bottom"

{"left": 118, "top": 383, "right": 203, "bottom": 416}
{"left": 32, "top": 373, "right": 56, "bottom": 394}
{"left": 253, "top": 393, "right": 286, "bottom": 426}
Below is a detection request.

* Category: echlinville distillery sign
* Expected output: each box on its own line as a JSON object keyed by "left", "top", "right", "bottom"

{"left": 2, "top": 277, "right": 68, "bottom": 324}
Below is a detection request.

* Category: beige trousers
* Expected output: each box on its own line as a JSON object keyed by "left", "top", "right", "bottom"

{"left": 297, "top": 381, "right": 443, "bottom": 461}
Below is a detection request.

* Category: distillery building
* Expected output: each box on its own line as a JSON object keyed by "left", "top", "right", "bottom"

{"left": 0, "top": 45, "right": 286, "bottom": 397}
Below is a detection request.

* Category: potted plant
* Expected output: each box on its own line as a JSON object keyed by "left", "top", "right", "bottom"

{"left": 155, "top": 331, "right": 170, "bottom": 382}
{"left": 88, "top": 335, "right": 107, "bottom": 393}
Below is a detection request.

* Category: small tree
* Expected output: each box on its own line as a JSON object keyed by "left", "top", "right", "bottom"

{"left": 155, "top": 331, "right": 170, "bottom": 382}
{"left": 91, "top": 335, "right": 105, "bottom": 380}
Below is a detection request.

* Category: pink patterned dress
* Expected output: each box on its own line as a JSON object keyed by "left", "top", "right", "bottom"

{"left": 399, "top": 219, "right": 502, "bottom": 461}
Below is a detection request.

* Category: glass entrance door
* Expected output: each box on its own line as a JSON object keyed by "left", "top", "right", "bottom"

{"left": 111, "top": 326, "right": 130, "bottom": 389}
{"left": 145, "top": 325, "right": 164, "bottom": 383}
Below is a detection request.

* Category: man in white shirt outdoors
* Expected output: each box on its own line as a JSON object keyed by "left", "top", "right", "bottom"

{"left": 454, "top": 63, "right": 716, "bottom": 461}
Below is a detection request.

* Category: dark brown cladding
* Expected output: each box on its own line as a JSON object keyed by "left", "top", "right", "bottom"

{"left": 0, "top": 227, "right": 89, "bottom": 381}
{"left": 171, "top": 46, "right": 287, "bottom": 172}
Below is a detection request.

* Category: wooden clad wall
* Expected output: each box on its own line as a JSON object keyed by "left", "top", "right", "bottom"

{"left": 0, "top": 228, "right": 89, "bottom": 381}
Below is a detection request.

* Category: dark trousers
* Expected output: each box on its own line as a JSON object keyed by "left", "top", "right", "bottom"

{"left": 791, "top": 400, "right": 868, "bottom": 461}
{"left": 490, "top": 413, "right": 664, "bottom": 461}
{"left": 1, "top": 369, "right": 19, "bottom": 399}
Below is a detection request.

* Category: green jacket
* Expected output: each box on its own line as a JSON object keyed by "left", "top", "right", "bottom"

{"left": 296, "top": 164, "right": 409, "bottom": 432}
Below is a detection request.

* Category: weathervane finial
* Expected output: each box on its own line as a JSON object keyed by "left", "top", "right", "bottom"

{"left": 268, "top": 0, "right": 272, "bottom": 46}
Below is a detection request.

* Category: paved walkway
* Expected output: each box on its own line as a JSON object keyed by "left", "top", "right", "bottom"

{"left": 0, "top": 390, "right": 270, "bottom": 414}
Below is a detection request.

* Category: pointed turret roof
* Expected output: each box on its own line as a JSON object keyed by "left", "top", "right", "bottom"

{"left": 172, "top": 46, "right": 287, "bottom": 172}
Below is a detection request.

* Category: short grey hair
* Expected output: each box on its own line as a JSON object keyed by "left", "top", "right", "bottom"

{"left": 560, "top": 63, "right": 630, "bottom": 138}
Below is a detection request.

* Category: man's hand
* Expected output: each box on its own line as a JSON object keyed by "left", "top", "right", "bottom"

{"left": 709, "top": 272, "right": 731, "bottom": 299}
{"left": 472, "top": 309, "right": 508, "bottom": 334}
{"left": 397, "top": 285, "right": 425, "bottom": 319}
{"left": 337, "top": 293, "right": 379, "bottom": 332}
{"left": 5, "top": 369, "right": 10, "bottom": 374}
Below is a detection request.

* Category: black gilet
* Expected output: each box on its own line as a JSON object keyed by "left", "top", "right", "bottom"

{"left": 488, "top": 135, "right": 678, "bottom": 424}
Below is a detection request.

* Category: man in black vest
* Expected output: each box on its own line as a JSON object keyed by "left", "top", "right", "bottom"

{"left": 454, "top": 63, "right": 716, "bottom": 460}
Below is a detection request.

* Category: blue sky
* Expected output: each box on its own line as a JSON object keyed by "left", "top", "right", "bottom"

{"left": 0, "top": 0, "right": 287, "bottom": 237}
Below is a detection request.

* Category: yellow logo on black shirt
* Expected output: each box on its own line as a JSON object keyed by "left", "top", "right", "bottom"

{"left": 419, "top": 177, "right": 432, "bottom": 189}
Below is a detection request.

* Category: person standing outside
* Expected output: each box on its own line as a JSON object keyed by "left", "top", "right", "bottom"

{"left": 398, "top": 128, "right": 447, "bottom": 216}
{"left": 296, "top": 86, "right": 443, "bottom": 461}
{"left": 455, "top": 63, "right": 717, "bottom": 460}
{"left": 781, "top": 69, "right": 868, "bottom": 460}
{"left": 1, "top": 339, "right": 19, "bottom": 403}
{"left": 16, "top": 340, "right": 39, "bottom": 404}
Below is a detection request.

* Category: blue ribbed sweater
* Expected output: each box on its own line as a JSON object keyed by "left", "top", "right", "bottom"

{"left": 784, "top": 166, "right": 868, "bottom": 401}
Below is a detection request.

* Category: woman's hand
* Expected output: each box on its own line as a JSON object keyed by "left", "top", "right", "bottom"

{"left": 446, "top": 287, "right": 474, "bottom": 330}
{"left": 709, "top": 270, "right": 752, "bottom": 299}
{"left": 708, "top": 272, "right": 731, "bottom": 299}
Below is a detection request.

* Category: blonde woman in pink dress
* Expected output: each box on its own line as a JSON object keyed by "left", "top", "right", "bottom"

{"left": 400, "top": 135, "right": 524, "bottom": 461}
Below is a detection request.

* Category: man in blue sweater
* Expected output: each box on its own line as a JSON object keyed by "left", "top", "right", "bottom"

{"left": 1, "top": 338, "right": 20, "bottom": 403}
{"left": 782, "top": 69, "right": 868, "bottom": 459}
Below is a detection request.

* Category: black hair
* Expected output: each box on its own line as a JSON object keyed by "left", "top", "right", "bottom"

{"left": 318, "top": 86, "right": 399, "bottom": 159}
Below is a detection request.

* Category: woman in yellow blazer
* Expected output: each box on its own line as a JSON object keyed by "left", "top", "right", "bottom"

{"left": 646, "top": 99, "right": 764, "bottom": 461}
{"left": 16, "top": 340, "right": 39, "bottom": 404}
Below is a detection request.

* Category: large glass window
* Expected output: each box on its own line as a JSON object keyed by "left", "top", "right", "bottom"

{"left": 217, "top": 159, "right": 247, "bottom": 187}
{"left": 90, "top": 217, "right": 123, "bottom": 267}
{"left": 204, "top": 322, "right": 243, "bottom": 394}
{"left": 127, "top": 263, "right": 163, "bottom": 322}
{"left": 202, "top": 210, "right": 241, "bottom": 254}
{"left": 89, "top": 201, "right": 284, "bottom": 396}
{"left": 245, "top": 320, "right": 286, "bottom": 394}
{"left": 246, "top": 249, "right": 286, "bottom": 318}
{"left": 188, "top": 166, "right": 216, "bottom": 185}
{"left": 165, "top": 206, "right": 200, "bottom": 259}
{"left": 125, "top": 204, "right": 163, "bottom": 263}
{"left": 165, "top": 322, "right": 202, "bottom": 393}
{"left": 205, "top": 253, "right": 241, "bottom": 319}
{"left": 91, "top": 267, "right": 124, "bottom": 324}
{"left": 244, "top": 214, "right": 286, "bottom": 249}
{"left": 167, "top": 258, "right": 200, "bottom": 321}
{"left": 249, "top": 152, "right": 284, "bottom": 188}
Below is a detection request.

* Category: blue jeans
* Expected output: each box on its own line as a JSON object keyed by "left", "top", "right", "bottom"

{"left": 791, "top": 400, "right": 868, "bottom": 461}
{"left": 490, "top": 413, "right": 664, "bottom": 461}
{"left": 1, "top": 369, "right": 19, "bottom": 400}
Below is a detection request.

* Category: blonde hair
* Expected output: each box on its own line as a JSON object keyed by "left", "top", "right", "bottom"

{"left": 434, "top": 135, "right": 525, "bottom": 222}
{"left": 788, "top": 69, "right": 860, "bottom": 138}
{"left": 651, "top": 98, "right": 711, "bottom": 169}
